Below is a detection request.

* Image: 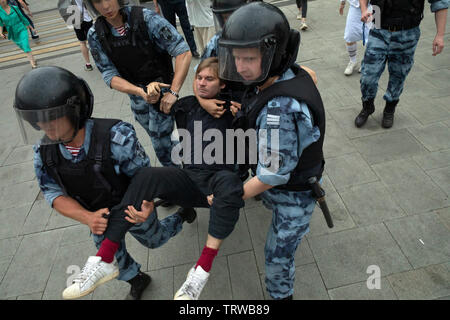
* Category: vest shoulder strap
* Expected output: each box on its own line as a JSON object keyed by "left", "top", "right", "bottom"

{"left": 246, "top": 65, "right": 324, "bottom": 129}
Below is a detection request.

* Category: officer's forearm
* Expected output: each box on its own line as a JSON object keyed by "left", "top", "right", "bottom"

{"left": 110, "top": 76, "right": 142, "bottom": 97}
{"left": 359, "top": 0, "right": 368, "bottom": 12}
{"left": 242, "top": 176, "right": 273, "bottom": 200}
{"left": 52, "top": 195, "right": 92, "bottom": 226}
{"left": 435, "top": 8, "right": 447, "bottom": 36}
{"left": 170, "top": 50, "right": 192, "bottom": 94}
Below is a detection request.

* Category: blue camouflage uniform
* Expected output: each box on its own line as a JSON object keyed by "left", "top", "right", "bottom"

{"left": 33, "top": 119, "right": 184, "bottom": 281}
{"left": 254, "top": 68, "right": 321, "bottom": 300}
{"left": 360, "top": 0, "right": 448, "bottom": 103}
{"left": 87, "top": 6, "right": 190, "bottom": 167}
{"left": 200, "top": 31, "right": 220, "bottom": 60}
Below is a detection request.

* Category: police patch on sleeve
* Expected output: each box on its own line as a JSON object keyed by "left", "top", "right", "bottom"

{"left": 135, "top": 142, "right": 147, "bottom": 159}
{"left": 267, "top": 100, "right": 280, "bottom": 128}
{"left": 112, "top": 131, "right": 126, "bottom": 145}
{"left": 160, "top": 26, "right": 173, "bottom": 41}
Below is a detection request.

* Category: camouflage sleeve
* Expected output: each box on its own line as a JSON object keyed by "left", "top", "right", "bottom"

{"left": 256, "top": 98, "right": 320, "bottom": 187}
{"left": 142, "top": 8, "right": 190, "bottom": 57}
{"left": 200, "top": 32, "right": 220, "bottom": 60}
{"left": 33, "top": 145, "right": 65, "bottom": 207}
{"left": 87, "top": 27, "right": 121, "bottom": 88}
{"left": 428, "top": 0, "right": 449, "bottom": 12}
{"left": 109, "top": 121, "right": 151, "bottom": 177}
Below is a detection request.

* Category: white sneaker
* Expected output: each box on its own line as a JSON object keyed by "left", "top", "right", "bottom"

{"left": 344, "top": 60, "right": 358, "bottom": 76}
{"left": 300, "top": 22, "right": 308, "bottom": 30}
{"left": 62, "top": 256, "right": 119, "bottom": 300}
{"left": 174, "top": 265, "right": 210, "bottom": 300}
{"left": 296, "top": 14, "right": 302, "bottom": 20}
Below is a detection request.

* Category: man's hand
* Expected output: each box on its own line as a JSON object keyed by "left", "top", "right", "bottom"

{"left": 124, "top": 200, "right": 155, "bottom": 224}
{"left": 230, "top": 101, "right": 242, "bottom": 117}
{"left": 361, "top": 8, "right": 372, "bottom": 23}
{"left": 160, "top": 92, "right": 178, "bottom": 114}
{"left": 138, "top": 87, "right": 155, "bottom": 104}
{"left": 202, "top": 98, "right": 227, "bottom": 118}
{"left": 207, "top": 194, "right": 214, "bottom": 206}
{"left": 339, "top": 1, "right": 345, "bottom": 16}
{"left": 87, "top": 208, "right": 110, "bottom": 235}
{"left": 146, "top": 82, "right": 170, "bottom": 104}
{"left": 432, "top": 34, "right": 444, "bottom": 56}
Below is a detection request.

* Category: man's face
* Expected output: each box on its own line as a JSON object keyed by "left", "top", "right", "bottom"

{"left": 37, "top": 116, "right": 75, "bottom": 142}
{"left": 232, "top": 47, "right": 263, "bottom": 82}
{"left": 195, "top": 67, "right": 225, "bottom": 99}
{"left": 92, "top": 0, "right": 121, "bottom": 20}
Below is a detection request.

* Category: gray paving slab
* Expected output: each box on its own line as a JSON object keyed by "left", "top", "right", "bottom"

{"left": 324, "top": 153, "right": 379, "bottom": 192}
{"left": 308, "top": 223, "right": 412, "bottom": 289}
{"left": 340, "top": 181, "right": 406, "bottom": 226}
{"left": 352, "top": 129, "right": 428, "bottom": 165}
{"left": 228, "top": 251, "right": 264, "bottom": 300}
{"left": 0, "top": 229, "right": 64, "bottom": 299}
{"left": 328, "top": 277, "right": 398, "bottom": 300}
{"left": 387, "top": 263, "right": 450, "bottom": 300}
{"left": 384, "top": 212, "right": 450, "bottom": 269}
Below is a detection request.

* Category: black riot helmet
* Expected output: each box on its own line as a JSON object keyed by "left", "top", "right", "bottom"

{"left": 211, "top": 0, "right": 249, "bottom": 31}
{"left": 14, "top": 66, "right": 94, "bottom": 145}
{"left": 218, "top": 2, "right": 300, "bottom": 85}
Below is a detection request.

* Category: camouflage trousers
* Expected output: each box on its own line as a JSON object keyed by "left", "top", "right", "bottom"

{"left": 130, "top": 95, "right": 178, "bottom": 167}
{"left": 262, "top": 188, "right": 316, "bottom": 299}
{"left": 360, "top": 26, "right": 421, "bottom": 103}
{"left": 93, "top": 210, "right": 183, "bottom": 281}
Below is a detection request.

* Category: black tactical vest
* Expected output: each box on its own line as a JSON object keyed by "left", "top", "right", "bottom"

{"left": 40, "top": 118, "right": 131, "bottom": 211}
{"left": 371, "top": 0, "right": 424, "bottom": 29}
{"left": 94, "top": 6, "right": 174, "bottom": 87}
{"left": 237, "top": 65, "right": 326, "bottom": 190}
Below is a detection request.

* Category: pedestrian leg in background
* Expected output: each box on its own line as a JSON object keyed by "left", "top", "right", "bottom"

{"left": 381, "top": 27, "right": 421, "bottom": 128}
{"left": 356, "top": 28, "right": 389, "bottom": 128}
{"left": 74, "top": 21, "right": 94, "bottom": 71}
{"left": 296, "top": 0, "right": 308, "bottom": 30}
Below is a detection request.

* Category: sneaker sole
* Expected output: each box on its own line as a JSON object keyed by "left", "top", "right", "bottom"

{"left": 62, "top": 269, "right": 120, "bottom": 300}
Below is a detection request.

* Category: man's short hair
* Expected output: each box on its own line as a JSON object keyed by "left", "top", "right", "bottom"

{"left": 196, "top": 57, "right": 221, "bottom": 81}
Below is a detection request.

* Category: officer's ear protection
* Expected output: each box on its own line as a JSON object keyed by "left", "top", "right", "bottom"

{"left": 279, "top": 29, "right": 301, "bottom": 75}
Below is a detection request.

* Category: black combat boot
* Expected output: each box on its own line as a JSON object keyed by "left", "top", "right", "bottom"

{"left": 354, "top": 98, "right": 375, "bottom": 128}
{"left": 127, "top": 271, "right": 151, "bottom": 300}
{"left": 382, "top": 100, "right": 399, "bottom": 129}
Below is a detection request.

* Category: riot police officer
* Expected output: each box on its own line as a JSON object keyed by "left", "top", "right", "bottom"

{"left": 217, "top": 2, "right": 326, "bottom": 300}
{"left": 14, "top": 66, "right": 196, "bottom": 300}
{"left": 356, "top": 0, "right": 448, "bottom": 128}
{"left": 84, "top": 0, "right": 192, "bottom": 167}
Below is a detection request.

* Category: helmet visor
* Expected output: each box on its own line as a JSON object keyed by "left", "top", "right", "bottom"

{"left": 82, "top": 0, "right": 139, "bottom": 19}
{"left": 14, "top": 104, "right": 80, "bottom": 146}
{"left": 218, "top": 37, "right": 276, "bottom": 84}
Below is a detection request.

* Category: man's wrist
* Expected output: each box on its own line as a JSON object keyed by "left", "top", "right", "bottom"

{"left": 168, "top": 89, "right": 179, "bottom": 98}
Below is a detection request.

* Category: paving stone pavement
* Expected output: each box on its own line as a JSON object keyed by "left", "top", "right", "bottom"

{"left": 0, "top": 0, "right": 449, "bottom": 300}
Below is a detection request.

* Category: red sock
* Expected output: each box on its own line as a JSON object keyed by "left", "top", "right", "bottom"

{"left": 96, "top": 238, "right": 119, "bottom": 263}
{"left": 195, "top": 246, "right": 218, "bottom": 272}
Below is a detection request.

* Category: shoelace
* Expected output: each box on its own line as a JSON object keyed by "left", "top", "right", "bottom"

{"left": 181, "top": 270, "right": 207, "bottom": 299}
{"left": 73, "top": 262, "right": 101, "bottom": 284}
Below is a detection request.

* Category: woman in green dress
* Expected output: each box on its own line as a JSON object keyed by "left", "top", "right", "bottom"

{"left": 0, "top": 0, "right": 36, "bottom": 68}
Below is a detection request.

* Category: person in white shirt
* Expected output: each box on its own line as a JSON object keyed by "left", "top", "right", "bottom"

{"left": 339, "top": 0, "right": 372, "bottom": 75}
{"left": 186, "top": 0, "right": 214, "bottom": 54}
{"left": 74, "top": 0, "right": 94, "bottom": 71}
